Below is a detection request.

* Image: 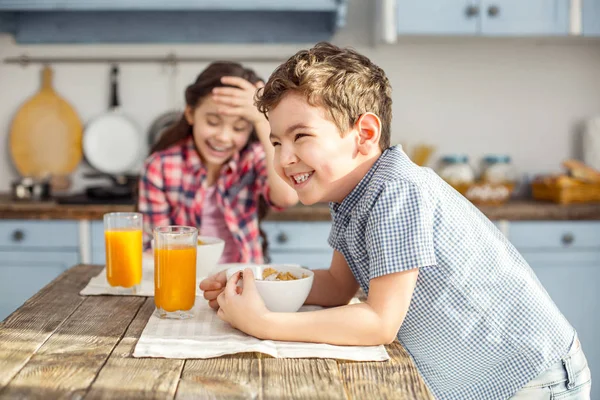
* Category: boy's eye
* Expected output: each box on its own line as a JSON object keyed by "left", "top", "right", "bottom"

{"left": 271, "top": 141, "right": 281, "bottom": 147}
{"left": 294, "top": 133, "right": 308, "bottom": 141}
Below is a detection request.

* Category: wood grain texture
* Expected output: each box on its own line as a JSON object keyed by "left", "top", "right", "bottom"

{"left": 0, "top": 266, "right": 434, "bottom": 400}
{"left": 176, "top": 353, "right": 261, "bottom": 400}
{"left": 338, "top": 342, "right": 433, "bottom": 400}
{"left": 0, "top": 295, "right": 144, "bottom": 399}
{"left": 1, "top": 196, "right": 597, "bottom": 221}
{"left": 0, "top": 265, "right": 99, "bottom": 390}
{"left": 85, "top": 298, "right": 184, "bottom": 400}
{"left": 262, "top": 357, "right": 347, "bottom": 400}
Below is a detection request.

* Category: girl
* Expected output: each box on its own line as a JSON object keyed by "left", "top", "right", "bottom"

{"left": 138, "top": 62, "right": 298, "bottom": 263}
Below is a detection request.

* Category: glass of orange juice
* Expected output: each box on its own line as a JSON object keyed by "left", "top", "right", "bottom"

{"left": 154, "top": 226, "right": 197, "bottom": 319}
{"left": 104, "top": 212, "right": 143, "bottom": 294}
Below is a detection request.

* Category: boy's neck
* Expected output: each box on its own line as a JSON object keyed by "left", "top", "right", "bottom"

{"left": 331, "top": 151, "right": 382, "bottom": 204}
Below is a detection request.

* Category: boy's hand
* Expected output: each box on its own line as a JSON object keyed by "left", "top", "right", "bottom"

{"left": 216, "top": 268, "right": 270, "bottom": 337}
{"left": 199, "top": 271, "right": 227, "bottom": 310}
{"left": 212, "top": 76, "right": 266, "bottom": 126}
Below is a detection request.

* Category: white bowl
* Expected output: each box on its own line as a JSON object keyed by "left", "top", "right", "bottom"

{"left": 226, "top": 264, "right": 314, "bottom": 312}
{"left": 196, "top": 236, "right": 225, "bottom": 279}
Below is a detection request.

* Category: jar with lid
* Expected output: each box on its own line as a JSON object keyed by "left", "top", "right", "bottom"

{"left": 481, "top": 155, "right": 516, "bottom": 184}
{"left": 437, "top": 155, "right": 476, "bottom": 187}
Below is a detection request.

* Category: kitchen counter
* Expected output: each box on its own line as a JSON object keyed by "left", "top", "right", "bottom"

{"left": 1, "top": 194, "right": 600, "bottom": 221}
{"left": 0, "top": 265, "right": 434, "bottom": 399}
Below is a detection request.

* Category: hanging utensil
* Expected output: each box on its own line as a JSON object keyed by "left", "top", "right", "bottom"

{"left": 83, "top": 65, "right": 142, "bottom": 175}
{"left": 9, "top": 65, "right": 83, "bottom": 185}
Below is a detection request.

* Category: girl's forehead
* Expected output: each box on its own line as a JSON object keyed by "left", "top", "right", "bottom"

{"left": 196, "top": 98, "right": 250, "bottom": 125}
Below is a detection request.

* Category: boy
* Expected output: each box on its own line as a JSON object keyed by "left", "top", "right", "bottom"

{"left": 200, "top": 42, "right": 591, "bottom": 399}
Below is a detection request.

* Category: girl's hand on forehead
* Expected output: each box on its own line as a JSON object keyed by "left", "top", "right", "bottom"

{"left": 212, "top": 76, "right": 266, "bottom": 125}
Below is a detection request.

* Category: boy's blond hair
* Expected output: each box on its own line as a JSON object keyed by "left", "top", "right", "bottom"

{"left": 256, "top": 42, "right": 392, "bottom": 150}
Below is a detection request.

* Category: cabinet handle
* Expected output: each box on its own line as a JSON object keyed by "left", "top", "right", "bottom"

{"left": 561, "top": 233, "right": 574, "bottom": 246}
{"left": 465, "top": 5, "right": 479, "bottom": 18}
{"left": 276, "top": 232, "right": 288, "bottom": 244}
{"left": 487, "top": 5, "right": 500, "bottom": 17}
{"left": 12, "top": 229, "right": 25, "bottom": 242}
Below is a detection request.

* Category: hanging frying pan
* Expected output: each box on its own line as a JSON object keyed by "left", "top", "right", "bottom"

{"left": 83, "top": 65, "right": 142, "bottom": 176}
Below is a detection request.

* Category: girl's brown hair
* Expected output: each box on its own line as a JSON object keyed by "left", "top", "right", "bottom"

{"left": 151, "top": 61, "right": 271, "bottom": 262}
{"left": 151, "top": 61, "right": 262, "bottom": 154}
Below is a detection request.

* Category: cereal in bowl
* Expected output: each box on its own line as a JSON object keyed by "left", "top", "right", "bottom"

{"left": 262, "top": 267, "right": 308, "bottom": 281}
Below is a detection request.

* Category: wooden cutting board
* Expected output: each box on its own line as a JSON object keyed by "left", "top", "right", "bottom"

{"left": 9, "top": 66, "right": 83, "bottom": 180}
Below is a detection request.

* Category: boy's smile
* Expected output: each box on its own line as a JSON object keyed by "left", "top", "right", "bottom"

{"left": 268, "top": 92, "right": 378, "bottom": 205}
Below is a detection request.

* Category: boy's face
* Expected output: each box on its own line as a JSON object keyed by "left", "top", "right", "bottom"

{"left": 268, "top": 92, "right": 366, "bottom": 205}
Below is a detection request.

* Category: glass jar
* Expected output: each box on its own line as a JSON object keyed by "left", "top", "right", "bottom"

{"left": 437, "top": 155, "right": 476, "bottom": 186}
{"left": 481, "top": 155, "right": 515, "bottom": 184}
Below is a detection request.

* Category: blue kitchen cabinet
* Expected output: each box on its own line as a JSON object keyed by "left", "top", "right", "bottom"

{"left": 0, "top": 0, "right": 346, "bottom": 44}
{"left": 396, "top": 0, "right": 480, "bottom": 35}
{"left": 396, "top": 0, "right": 569, "bottom": 36}
{"left": 262, "top": 222, "right": 333, "bottom": 269}
{"left": 583, "top": 0, "right": 600, "bottom": 36}
{"left": 0, "top": 220, "right": 80, "bottom": 322}
{"left": 90, "top": 221, "right": 105, "bottom": 265}
{"left": 510, "top": 221, "right": 600, "bottom": 400}
{"left": 0, "top": 252, "right": 79, "bottom": 322}
{"left": 480, "top": 0, "right": 569, "bottom": 35}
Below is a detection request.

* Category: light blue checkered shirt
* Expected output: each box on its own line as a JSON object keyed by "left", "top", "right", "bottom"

{"left": 328, "top": 146, "right": 575, "bottom": 400}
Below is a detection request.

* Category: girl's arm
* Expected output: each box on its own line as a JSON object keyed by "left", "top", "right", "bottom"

{"left": 212, "top": 76, "right": 298, "bottom": 208}
{"left": 254, "top": 118, "right": 298, "bottom": 208}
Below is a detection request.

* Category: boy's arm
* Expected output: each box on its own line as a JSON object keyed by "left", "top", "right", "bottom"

{"left": 304, "top": 250, "right": 360, "bottom": 307}
{"left": 259, "top": 268, "right": 418, "bottom": 346}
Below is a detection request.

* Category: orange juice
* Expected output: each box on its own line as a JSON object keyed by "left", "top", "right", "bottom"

{"left": 154, "top": 246, "right": 196, "bottom": 312}
{"left": 105, "top": 229, "right": 142, "bottom": 288}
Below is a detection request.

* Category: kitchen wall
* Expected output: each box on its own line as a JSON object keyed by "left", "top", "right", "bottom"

{"left": 1, "top": 1, "right": 600, "bottom": 193}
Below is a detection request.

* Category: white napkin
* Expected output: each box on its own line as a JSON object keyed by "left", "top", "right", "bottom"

{"left": 133, "top": 299, "right": 390, "bottom": 361}
{"left": 80, "top": 254, "right": 217, "bottom": 297}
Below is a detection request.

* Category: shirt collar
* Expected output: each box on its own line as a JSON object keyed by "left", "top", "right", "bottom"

{"left": 329, "top": 146, "right": 398, "bottom": 217}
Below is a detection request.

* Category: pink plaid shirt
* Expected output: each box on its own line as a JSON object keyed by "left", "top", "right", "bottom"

{"left": 138, "top": 136, "right": 278, "bottom": 263}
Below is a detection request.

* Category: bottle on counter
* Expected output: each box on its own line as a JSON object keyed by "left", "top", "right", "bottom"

{"left": 481, "top": 154, "right": 516, "bottom": 185}
{"left": 437, "top": 155, "right": 476, "bottom": 187}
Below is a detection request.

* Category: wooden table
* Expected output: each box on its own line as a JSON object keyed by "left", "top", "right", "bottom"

{"left": 0, "top": 265, "right": 433, "bottom": 399}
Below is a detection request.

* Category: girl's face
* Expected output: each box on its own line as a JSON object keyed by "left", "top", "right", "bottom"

{"left": 185, "top": 96, "right": 253, "bottom": 170}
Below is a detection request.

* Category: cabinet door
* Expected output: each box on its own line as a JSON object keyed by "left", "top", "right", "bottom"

{"left": 397, "top": 0, "right": 479, "bottom": 35}
{"left": 522, "top": 251, "right": 600, "bottom": 400}
{"left": 0, "top": 251, "right": 79, "bottom": 322}
{"left": 480, "top": 0, "right": 569, "bottom": 35}
{"left": 583, "top": 0, "right": 600, "bottom": 36}
{"left": 91, "top": 221, "right": 105, "bottom": 265}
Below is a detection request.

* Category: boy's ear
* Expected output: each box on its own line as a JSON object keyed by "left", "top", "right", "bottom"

{"left": 355, "top": 113, "right": 381, "bottom": 155}
{"left": 184, "top": 106, "right": 195, "bottom": 125}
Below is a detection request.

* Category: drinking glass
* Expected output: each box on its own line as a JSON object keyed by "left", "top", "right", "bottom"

{"left": 104, "top": 212, "right": 143, "bottom": 294}
{"left": 154, "top": 226, "right": 198, "bottom": 319}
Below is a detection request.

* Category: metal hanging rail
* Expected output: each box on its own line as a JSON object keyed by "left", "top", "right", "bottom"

{"left": 2, "top": 53, "right": 288, "bottom": 66}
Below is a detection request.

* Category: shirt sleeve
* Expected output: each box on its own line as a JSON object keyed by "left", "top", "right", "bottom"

{"left": 253, "top": 143, "right": 285, "bottom": 212}
{"left": 366, "top": 181, "right": 437, "bottom": 280}
{"left": 138, "top": 154, "right": 171, "bottom": 249}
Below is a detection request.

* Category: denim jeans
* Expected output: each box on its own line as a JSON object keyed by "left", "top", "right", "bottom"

{"left": 510, "top": 337, "right": 591, "bottom": 399}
